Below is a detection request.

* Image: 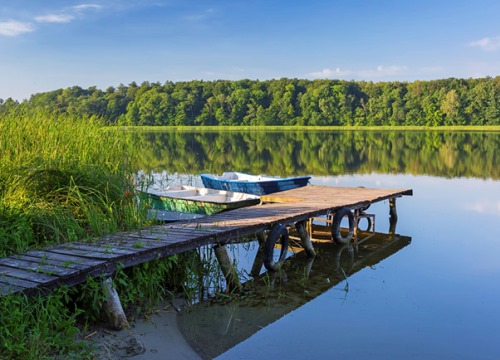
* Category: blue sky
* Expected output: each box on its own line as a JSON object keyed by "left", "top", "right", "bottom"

{"left": 1, "top": 0, "right": 499, "bottom": 101}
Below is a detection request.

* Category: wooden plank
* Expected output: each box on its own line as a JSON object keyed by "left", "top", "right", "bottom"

{"left": 0, "top": 281, "right": 26, "bottom": 295}
{"left": 0, "top": 274, "right": 42, "bottom": 295}
{"left": 0, "top": 265, "right": 58, "bottom": 283}
{"left": 99, "top": 238, "right": 169, "bottom": 252}
{"left": 68, "top": 243, "right": 138, "bottom": 255}
{"left": 13, "top": 254, "right": 91, "bottom": 271}
{"left": 0, "top": 257, "right": 79, "bottom": 277}
{"left": 121, "top": 231, "right": 177, "bottom": 242}
{"left": 160, "top": 226, "right": 222, "bottom": 236}
{"left": 261, "top": 185, "right": 412, "bottom": 205}
{"left": 46, "top": 246, "right": 126, "bottom": 260}
{"left": 46, "top": 242, "right": 137, "bottom": 260}
{"left": 125, "top": 232, "right": 194, "bottom": 243}
{"left": 0, "top": 275, "right": 39, "bottom": 288}
{"left": 23, "top": 250, "right": 105, "bottom": 267}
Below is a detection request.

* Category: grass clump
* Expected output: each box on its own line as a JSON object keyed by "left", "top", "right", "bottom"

{"left": 0, "top": 289, "right": 88, "bottom": 360}
{"left": 0, "top": 110, "right": 145, "bottom": 256}
{"left": 0, "top": 110, "right": 152, "bottom": 358}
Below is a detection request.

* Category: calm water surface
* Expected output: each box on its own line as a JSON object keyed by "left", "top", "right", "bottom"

{"left": 129, "top": 130, "right": 500, "bottom": 360}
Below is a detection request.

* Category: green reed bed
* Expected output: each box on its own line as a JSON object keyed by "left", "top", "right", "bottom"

{"left": 0, "top": 111, "right": 144, "bottom": 256}
{"left": 0, "top": 111, "right": 184, "bottom": 358}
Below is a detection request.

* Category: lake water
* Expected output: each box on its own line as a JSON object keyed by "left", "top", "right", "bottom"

{"left": 127, "top": 130, "right": 500, "bottom": 360}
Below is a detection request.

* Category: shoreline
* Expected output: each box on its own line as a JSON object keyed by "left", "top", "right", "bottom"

{"left": 86, "top": 299, "right": 202, "bottom": 360}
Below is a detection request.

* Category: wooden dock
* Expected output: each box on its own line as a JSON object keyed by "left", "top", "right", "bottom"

{"left": 0, "top": 185, "right": 412, "bottom": 300}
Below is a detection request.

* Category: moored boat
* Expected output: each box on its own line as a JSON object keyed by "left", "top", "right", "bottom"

{"left": 200, "top": 172, "right": 311, "bottom": 195}
{"left": 139, "top": 185, "right": 260, "bottom": 216}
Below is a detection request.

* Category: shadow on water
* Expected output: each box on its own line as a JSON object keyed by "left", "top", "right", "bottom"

{"left": 177, "top": 230, "right": 411, "bottom": 359}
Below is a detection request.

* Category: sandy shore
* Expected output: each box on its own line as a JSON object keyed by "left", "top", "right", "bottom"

{"left": 87, "top": 299, "right": 203, "bottom": 360}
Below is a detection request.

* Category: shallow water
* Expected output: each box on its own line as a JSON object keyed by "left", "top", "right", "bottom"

{"left": 129, "top": 130, "right": 500, "bottom": 359}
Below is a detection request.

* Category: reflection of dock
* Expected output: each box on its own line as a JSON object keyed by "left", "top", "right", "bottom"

{"left": 0, "top": 185, "right": 411, "bottom": 328}
{"left": 178, "top": 230, "right": 412, "bottom": 359}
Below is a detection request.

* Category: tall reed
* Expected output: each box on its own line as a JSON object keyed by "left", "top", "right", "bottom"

{"left": 0, "top": 110, "right": 147, "bottom": 256}
{"left": 0, "top": 110, "right": 151, "bottom": 358}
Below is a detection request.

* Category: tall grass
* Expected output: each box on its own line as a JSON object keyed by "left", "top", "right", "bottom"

{"left": 0, "top": 110, "right": 153, "bottom": 358}
{"left": 0, "top": 111, "right": 147, "bottom": 257}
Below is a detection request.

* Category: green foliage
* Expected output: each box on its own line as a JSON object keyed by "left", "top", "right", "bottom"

{"left": 112, "top": 257, "right": 179, "bottom": 313}
{"left": 4, "top": 77, "right": 499, "bottom": 127}
{"left": 0, "top": 289, "right": 88, "bottom": 359}
{"left": 0, "top": 111, "right": 146, "bottom": 256}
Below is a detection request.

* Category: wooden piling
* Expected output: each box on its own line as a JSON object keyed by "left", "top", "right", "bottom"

{"left": 213, "top": 244, "right": 242, "bottom": 292}
{"left": 295, "top": 220, "right": 316, "bottom": 257}
{"left": 102, "top": 277, "right": 129, "bottom": 330}
{"left": 250, "top": 242, "right": 265, "bottom": 277}
{"left": 389, "top": 198, "right": 398, "bottom": 234}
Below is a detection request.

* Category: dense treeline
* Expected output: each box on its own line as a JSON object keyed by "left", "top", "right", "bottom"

{"left": 1, "top": 77, "right": 499, "bottom": 126}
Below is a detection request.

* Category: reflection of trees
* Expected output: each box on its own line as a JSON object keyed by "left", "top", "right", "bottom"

{"left": 123, "top": 131, "right": 500, "bottom": 179}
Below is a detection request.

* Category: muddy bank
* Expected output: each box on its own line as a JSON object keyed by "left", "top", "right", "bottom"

{"left": 86, "top": 299, "right": 202, "bottom": 360}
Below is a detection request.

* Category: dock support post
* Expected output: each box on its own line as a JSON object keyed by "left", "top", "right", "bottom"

{"left": 256, "top": 231, "right": 267, "bottom": 245}
{"left": 102, "top": 277, "right": 129, "bottom": 330}
{"left": 295, "top": 220, "right": 316, "bottom": 258}
{"left": 389, "top": 198, "right": 398, "bottom": 234}
{"left": 213, "top": 244, "right": 242, "bottom": 292}
{"left": 250, "top": 242, "right": 265, "bottom": 277}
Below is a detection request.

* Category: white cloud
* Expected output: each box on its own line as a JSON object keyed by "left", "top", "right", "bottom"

{"left": 35, "top": 14, "right": 74, "bottom": 24}
{"left": 0, "top": 20, "right": 35, "bottom": 37}
{"left": 468, "top": 36, "right": 500, "bottom": 52}
{"left": 359, "top": 65, "right": 408, "bottom": 77}
{"left": 71, "top": 4, "right": 103, "bottom": 12}
{"left": 310, "top": 67, "right": 353, "bottom": 77}
{"left": 2, "top": 4, "right": 103, "bottom": 36}
{"left": 464, "top": 201, "right": 500, "bottom": 216}
{"left": 310, "top": 65, "right": 407, "bottom": 79}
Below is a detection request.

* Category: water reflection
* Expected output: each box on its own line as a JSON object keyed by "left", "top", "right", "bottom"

{"left": 124, "top": 130, "right": 500, "bottom": 180}
{"left": 177, "top": 230, "right": 411, "bottom": 359}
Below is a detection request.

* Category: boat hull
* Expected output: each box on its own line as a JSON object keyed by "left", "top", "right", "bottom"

{"left": 200, "top": 173, "right": 311, "bottom": 195}
{"left": 139, "top": 186, "right": 260, "bottom": 216}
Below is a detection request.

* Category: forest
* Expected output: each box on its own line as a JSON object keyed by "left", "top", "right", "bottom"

{"left": 1, "top": 77, "right": 499, "bottom": 126}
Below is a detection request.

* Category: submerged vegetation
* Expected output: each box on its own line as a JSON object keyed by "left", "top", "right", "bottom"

{"left": 1, "top": 77, "right": 499, "bottom": 127}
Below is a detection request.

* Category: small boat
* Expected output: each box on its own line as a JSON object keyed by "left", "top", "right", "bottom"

{"left": 147, "top": 209, "right": 206, "bottom": 222}
{"left": 139, "top": 185, "right": 260, "bottom": 216}
{"left": 200, "top": 172, "right": 311, "bottom": 195}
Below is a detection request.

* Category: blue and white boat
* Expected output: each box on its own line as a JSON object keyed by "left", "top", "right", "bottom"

{"left": 200, "top": 172, "right": 311, "bottom": 195}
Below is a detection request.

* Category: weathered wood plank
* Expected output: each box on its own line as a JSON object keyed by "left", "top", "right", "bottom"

{"left": 23, "top": 250, "right": 105, "bottom": 267}
{"left": 45, "top": 243, "right": 137, "bottom": 261}
{"left": 100, "top": 238, "right": 169, "bottom": 252}
{"left": 0, "top": 265, "right": 58, "bottom": 283}
{"left": 124, "top": 232, "right": 193, "bottom": 243}
{"left": 0, "top": 275, "right": 39, "bottom": 289}
{"left": 46, "top": 246, "right": 126, "bottom": 260}
{"left": 0, "top": 281, "right": 26, "bottom": 295}
{"left": 14, "top": 254, "right": 96, "bottom": 272}
{"left": 0, "top": 257, "right": 80, "bottom": 277}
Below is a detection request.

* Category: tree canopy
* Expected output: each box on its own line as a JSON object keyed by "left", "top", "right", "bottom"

{"left": 2, "top": 77, "right": 499, "bottom": 126}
